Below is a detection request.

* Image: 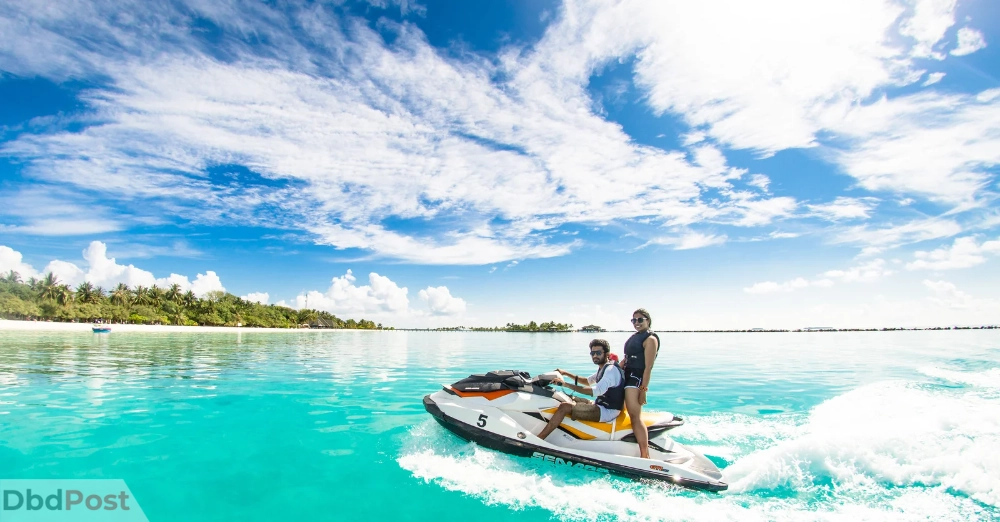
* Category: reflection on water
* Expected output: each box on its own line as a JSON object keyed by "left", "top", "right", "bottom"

{"left": 0, "top": 330, "right": 997, "bottom": 521}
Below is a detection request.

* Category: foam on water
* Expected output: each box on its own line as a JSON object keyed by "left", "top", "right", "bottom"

{"left": 399, "top": 368, "right": 1000, "bottom": 521}
{"left": 920, "top": 366, "right": 1000, "bottom": 390}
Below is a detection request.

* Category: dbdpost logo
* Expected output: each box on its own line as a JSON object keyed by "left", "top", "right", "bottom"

{"left": 0, "top": 480, "right": 148, "bottom": 522}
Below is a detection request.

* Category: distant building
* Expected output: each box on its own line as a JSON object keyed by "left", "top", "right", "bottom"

{"left": 802, "top": 326, "right": 836, "bottom": 331}
{"left": 749, "top": 328, "right": 765, "bottom": 332}
{"left": 579, "top": 324, "right": 606, "bottom": 332}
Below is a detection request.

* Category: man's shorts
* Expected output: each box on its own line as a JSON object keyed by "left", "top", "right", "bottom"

{"left": 624, "top": 369, "right": 643, "bottom": 389}
{"left": 569, "top": 402, "right": 602, "bottom": 422}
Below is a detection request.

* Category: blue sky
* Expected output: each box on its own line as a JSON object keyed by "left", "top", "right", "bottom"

{"left": 1, "top": 0, "right": 999, "bottom": 329}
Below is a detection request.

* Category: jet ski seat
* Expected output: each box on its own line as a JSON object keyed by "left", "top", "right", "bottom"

{"left": 572, "top": 410, "right": 684, "bottom": 441}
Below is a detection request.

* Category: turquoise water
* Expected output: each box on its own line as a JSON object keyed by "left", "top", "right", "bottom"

{"left": 1, "top": 330, "right": 998, "bottom": 521}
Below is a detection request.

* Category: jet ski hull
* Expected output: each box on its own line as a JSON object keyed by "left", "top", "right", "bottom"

{"left": 423, "top": 393, "right": 728, "bottom": 492}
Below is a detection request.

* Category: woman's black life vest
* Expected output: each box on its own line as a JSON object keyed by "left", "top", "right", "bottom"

{"left": 594, "top": 361, "right": 626, "bottom": 411}
{"left": 623, "top": 330, "right": 660, "bottom": 372}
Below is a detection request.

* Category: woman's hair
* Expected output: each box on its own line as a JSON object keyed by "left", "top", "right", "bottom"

{"left": 589, "top": 338, "right": 611, "bottom": 353}
{"left": 633, "top": 308, "right": 652, "bottom": 327}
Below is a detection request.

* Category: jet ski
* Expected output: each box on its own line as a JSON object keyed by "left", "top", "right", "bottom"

{"left": 423, "top": 369, "right": 727, "bottom": 492}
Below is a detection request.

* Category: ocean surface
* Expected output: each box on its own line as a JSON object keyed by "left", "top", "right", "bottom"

{"left": 0, "top": 330, "right": 997, "bottom": 521}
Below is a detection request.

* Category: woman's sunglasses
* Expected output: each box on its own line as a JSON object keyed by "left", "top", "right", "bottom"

{"left": 630, "top": 317, "right": 646, "bottom": 324}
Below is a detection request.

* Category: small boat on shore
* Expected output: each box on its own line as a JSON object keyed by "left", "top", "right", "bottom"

{"left": 92, "top": 324, "right": 112, "bottom": 333}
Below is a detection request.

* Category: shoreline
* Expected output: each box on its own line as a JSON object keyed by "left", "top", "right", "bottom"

{"left": 0, "top": 320, "right": 367, "bottom": 333}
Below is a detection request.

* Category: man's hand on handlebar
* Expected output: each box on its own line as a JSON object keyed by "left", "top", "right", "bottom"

{"left": 551, "top": 376, "right": 564, "bottom": 386}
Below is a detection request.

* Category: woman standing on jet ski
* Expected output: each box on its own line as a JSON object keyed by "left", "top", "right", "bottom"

{"left": 623, "top": 308, "right": 659, "bottom": 459}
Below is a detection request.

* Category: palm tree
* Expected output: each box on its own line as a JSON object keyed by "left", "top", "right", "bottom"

{"left": 56, "top": 284, "right": 74, "bottom": 306}
{"left": 38, "top": 273, "right": 61, "bottom": 301}
{"left": 166, "top": 283, "right": 182, "bottom": 304}
{"left": 110, "top": 283, "right": 131, "bottom": 307}
{"left": 4, "top": 270, "right": 21, "bottom": 284}
{"left": 27, "top": 276, "right": 39, "bottom": 291}
{"left": 182, "top": 290, "right": 196, "bottom": 308}
{"left": 76, "top": 281, "right": 97, "bottom": 304}
{"left": 149, "top": 285, "right": 166, "bottom": 308}
{"left": 94, "top": 286, "right": 106, "bottom": 301}
{"left": 133, "top": 286, "right": 151, "bottom": 306}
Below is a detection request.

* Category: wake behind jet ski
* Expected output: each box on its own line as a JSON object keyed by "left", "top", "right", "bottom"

{"left": 423, "top": 369, "right": 727, "bottom": 492}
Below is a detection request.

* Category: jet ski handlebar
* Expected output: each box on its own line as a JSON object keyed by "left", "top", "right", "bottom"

{"left": 531, "top": 371, "right": 560, "bottom": 387}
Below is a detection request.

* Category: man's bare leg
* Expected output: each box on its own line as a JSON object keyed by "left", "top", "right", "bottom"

{"left": 537, "top": 402, "right": 574, "bottom": 440}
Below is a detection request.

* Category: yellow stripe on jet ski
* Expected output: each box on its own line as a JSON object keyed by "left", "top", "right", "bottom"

{"left": 577, "top": 411, "right": 673, "bottom": 433}
{"left": 558, "top": 423, "right": 597, "bottom": 440}
{"left": 540, "top": 407, "right": 601, "bottom": 440}
{"left": 542, "top": 407, "right": 671, "bottom": 438}
{"left": 576, "top": 418, "right": 615, "bottom": 433}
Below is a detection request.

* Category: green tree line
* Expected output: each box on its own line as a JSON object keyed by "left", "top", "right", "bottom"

{"left": 0, "top": 270, "right": 388, "bottom": 329}
{"left": 426, "top": 321, "right": 573, "bottom": 332}
{"left": 504, "top": 321, "right": 573, "bottom": 332}
{"left": 428, "top": 321, "right": 574, "bottom": 332}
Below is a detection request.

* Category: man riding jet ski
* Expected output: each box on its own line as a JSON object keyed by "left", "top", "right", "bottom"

{"left": 535, "top": 339, "right": 626, "bottom": 440}
{"left": 422, "top": 353, "right": 728, "bottom": 491}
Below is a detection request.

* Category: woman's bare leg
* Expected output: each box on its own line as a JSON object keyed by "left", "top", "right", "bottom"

{"left": 625, "top": 388, "right": 649, "bottom": 458}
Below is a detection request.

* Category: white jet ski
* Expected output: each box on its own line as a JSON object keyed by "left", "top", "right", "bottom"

{"left": 423, "top": 369, "right": 727, "bottom": 491}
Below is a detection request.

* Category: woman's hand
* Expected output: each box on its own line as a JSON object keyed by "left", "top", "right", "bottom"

{"left": 639, "top": 390, "right": 647, "bottom": 406}
{"left": 552, "top": 376, "right": 564, "bottom": 386}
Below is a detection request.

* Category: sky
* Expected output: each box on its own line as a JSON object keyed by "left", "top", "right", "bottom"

{"left": 1, "top": 0, "right": 999, "bottom": 329}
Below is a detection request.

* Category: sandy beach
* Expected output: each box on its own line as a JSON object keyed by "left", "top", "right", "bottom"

{"left": 0, "top": 319, "right": 342, "bottom": 333}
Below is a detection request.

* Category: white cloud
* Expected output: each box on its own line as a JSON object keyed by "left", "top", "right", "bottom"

{"left": 0, "top": 0, "right": 796, "bottom": 265}
{"left": 922, "top": 72, "right": 946, "bottom": 86}
{"left": 0, "top": 188, "right": 123, "bottom": 236}
{"left": 807, "top": 197, "right": 878, "bottom": 221}
{"left": 535, "top": 0, "right": 1000, "bottom": 207}
{"left": 747, "top": 174, "right": 770, "bottom": 191}
{"left": 744, "top": 277, "right": 811, "bottom": 294}
{"left": 290, "top": 269, "right": 468, "bottom": 321}
{"left": 827, "top": 89, "right": 1000, "bottom": 204}
{"left": 923, "top": 279, "right": 997, "bottom": 310}
{"left": 744, "top": 258, "right": 892, "bottom": 294}
{"left": 0, "top": 246, "right": 41, "bottom": 280}
{"left": 0, "top": 241, "right": 225, "bottom": 296}
{"left": 294, "top": 269, "right": 409, "bottom": 315}
{"left": 419, "top": 286, "right": 467, "bottom": 316}
{"left": 189, "top": 271, "right": 225, "bottom": 297}
{"left": 906, "top": 236, "right": 1000, "bottom": 271}
{"left": 535, "top": 0, "right": 956, "bottom": 154}
{"left": 835, "top": 218, "right": 962, "bottom": 247}
{"left": 728, "top": 197, "right": 798, "bottom": 227}
{"left": 951, "top": 27, "right": 987, "bottom": 56}
{"left": 43, "top": 260, "right": 86, "bottom": 287}
{"left": 858, "top": 246, "right": 886, "bottom": 257}
{"left": 644, "top": 231, "right": 727, "bottom": 251}
{"left": 824, "top": 258, "right": 893, "bottom": 283}
{"left": 0, "top": 0, "right": 994, "bottom": 265}
{"left": 241, "top": 292, "right": 270, "bottom": 305}
{"left": 898, "top": 0, "right": 957, "bottom": 59}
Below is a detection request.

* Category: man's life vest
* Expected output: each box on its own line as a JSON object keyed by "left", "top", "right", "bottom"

{"left": 594, "top": 361, "right": 626, "bottom": 411}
